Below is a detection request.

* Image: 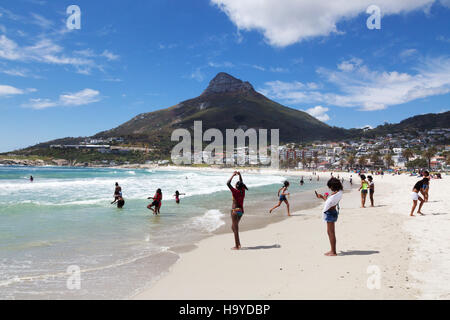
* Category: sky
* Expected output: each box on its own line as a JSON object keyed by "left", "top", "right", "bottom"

{"left": 0, "top": 0, "right": 449, "bottom": 152}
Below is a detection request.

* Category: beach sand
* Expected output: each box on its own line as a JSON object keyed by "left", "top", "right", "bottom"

{"left": 133, "top": 172, "right": 449, "bottom": 300}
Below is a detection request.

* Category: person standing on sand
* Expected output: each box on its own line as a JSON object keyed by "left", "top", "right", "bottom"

{"left": 410, "top": 178, "right": 427, "bottom": 216}
{"left": 358, "top": 174, "right": 369, "bottom": 208}
{"left": 269, "top": 181, "right": 291, "bottom": 216}
{"left": 349, "top": 175, "right": 353, "bottom": 186}
{"left": 227, "top": 171, "right": 248, "bottom": 250}
{"left": 420, "top": 171, "right": 430, "bottom": 202}
{"left": 368, "top": 175, "right": 375, "bottom": 207}
{"left": 315, "top": 178, "right": 343, "bottom": 256}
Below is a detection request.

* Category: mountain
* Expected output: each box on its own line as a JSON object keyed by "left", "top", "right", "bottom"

{"left": 361, "top": 111, "right": 450, "bottom": 137}
{"left": 12, "top": 73, "right": 450, "bottom": 155}
{"left": 93, "top": 72, "right": 349, "bottom": 148}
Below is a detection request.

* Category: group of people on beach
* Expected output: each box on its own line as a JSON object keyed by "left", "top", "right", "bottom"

{"left": 110, "top": 182, "right": 185, "bottom": 215}
{"left": 106, "top": 167, "right": 433, "bottom": 256}
{"left": 227, "top": 171, "right": 343, "bottom": 255}
{"left": 227, "top": 168, "right": 434, "bottom": 256}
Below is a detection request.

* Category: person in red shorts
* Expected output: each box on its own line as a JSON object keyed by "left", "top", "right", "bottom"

{"left": 227, "top": 171, "right": 248, "bottom": 250}
{"left": 147, "top": 188, "right": 162, "bottom": 215}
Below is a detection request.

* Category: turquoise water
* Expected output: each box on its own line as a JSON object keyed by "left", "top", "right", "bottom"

{"left": 0, "top": 166, "right": 321, "bottom": 299}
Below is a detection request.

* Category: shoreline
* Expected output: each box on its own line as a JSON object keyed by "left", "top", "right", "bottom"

{"left": 133, "top": 173, "right": 449, "bottom": 300}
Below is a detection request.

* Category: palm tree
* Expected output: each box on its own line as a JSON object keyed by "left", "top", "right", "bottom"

{"left": 422, "top": 147, "right": 437, "bottom": 169}
{"left": 306, "top": 157, "right": 313, "bottom": 170}
{"left": 370, "top": 153, "right": 380, "bottom": 169}
{"left": 301, "top": 157, "right": 308, "bottom": 169}
{"left": 384, "top": 154, "right": 394, "bottom": 169}
{"left": 347, "top": 154, "right": 356, "bottom": 169}
{"left": 339, "top": 158, "right": 345, "bottom": 170}
{"left": 358, "top": 156, "right": 367, "bottom": 168}
{"left": 402, "top": 148, "right": 414, "bottom": 163}
{"left": 313, "top": 155, "right": 319, "bottom": 169}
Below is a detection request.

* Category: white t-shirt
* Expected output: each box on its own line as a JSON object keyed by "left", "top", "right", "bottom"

{"left": 323, "top": 191, "right": 343, "bottom": 213}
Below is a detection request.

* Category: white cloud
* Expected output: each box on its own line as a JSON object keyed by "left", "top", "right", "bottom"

{"left": 305, "top": 106, "right": 330, "bottom": 121}
{"left": 190, "top": 68, "right": 205, "bottom": 82}
{"left": 399, "top": 48, "right": 418, "bottom": 59}
{"left": 337, "top": 58, "right": 363, "bottom": 72}
{"left": 0, "top": 84, "right": 25, "bottom": 96}
{"left": 251, "top": 65, "right": 265, "bottom": 71}
{"left": 30, "top": 13, "right": 53, "bottom": 29}
{"left": 0, "top": 35, "right": 93, "bottom": 67}
{"left": 440, "top": 0, "right": 450, "bottom": 7}
{"left": 208, "top": 61, "right": 234, "bottom": 68}
{"left": 24, "top": 88, "right": 101, "bottom": 109}
{"left": 211, "top": 0, "right": 437, "bottom": 47}
{"left": 0, "top": 35, "right": 119, "bottom": 75}
{"left": 1, "top": 68, "right": 28, "bottom": 77}
{"left": 259, "top": 56, "right": 450, "bottom": 111}
{"left": 101, "top": 50, "right": 120, "bottom": 61}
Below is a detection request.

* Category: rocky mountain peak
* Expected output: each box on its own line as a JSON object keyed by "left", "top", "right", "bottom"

{"left": 201, "top": 72, "right": 255, "bottom": 95}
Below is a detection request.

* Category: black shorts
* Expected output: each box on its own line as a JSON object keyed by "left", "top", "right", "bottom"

{"left": 151, "top": 200, "right": 160, "bottom": 207}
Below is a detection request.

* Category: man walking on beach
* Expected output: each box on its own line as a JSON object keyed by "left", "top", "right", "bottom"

{"left": 227, "top": 171, "right": 247, "bottom": 250}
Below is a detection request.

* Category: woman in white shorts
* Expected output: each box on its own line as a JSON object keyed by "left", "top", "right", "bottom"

{"left": 410, "top": 178, "right": 427, "bottom": 216}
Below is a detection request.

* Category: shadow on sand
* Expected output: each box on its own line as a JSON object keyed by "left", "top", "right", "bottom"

{"left": 339, "top": 250, "right": 379, "bottom": 256}
{"left": 241, "top": 244, "right": 281, "bottom": 250}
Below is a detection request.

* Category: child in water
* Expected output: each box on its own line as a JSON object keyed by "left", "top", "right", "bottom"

{"left": 315, "top": 178, "right": 344, "bottom": 256}
{"left": 173, "top": 190, "right": 185, "bottom": 204}
{"left": 117, "top": 196, "right": 125, "bottom": 209}
{"left": 269, "top": 181, "right": 291, "bottom": 216}
{"left": 147, "top": 189, "right": 162, "bottom": 215}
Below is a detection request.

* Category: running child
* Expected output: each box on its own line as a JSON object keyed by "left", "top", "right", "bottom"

{"left": 269, "top": 181, "right": 291, "bottom": 216}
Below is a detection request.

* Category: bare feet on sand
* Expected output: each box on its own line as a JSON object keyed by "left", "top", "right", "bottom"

{"left": 324, "top": 251, "right": 337, "bottom": 256}
{"left": 231, "top": 246, "right": 241, "bottom": 250}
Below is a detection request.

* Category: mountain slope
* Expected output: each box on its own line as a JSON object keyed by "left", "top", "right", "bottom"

{"left": 362, "top": 111, "right": 450, "bottom": 137}
{"left": 95, "top": 72, "right": 349, "bottom": 146}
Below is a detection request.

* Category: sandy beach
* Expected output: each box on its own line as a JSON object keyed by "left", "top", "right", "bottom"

{"left": 134, "top": 172, "right": 449, "bottom": 300}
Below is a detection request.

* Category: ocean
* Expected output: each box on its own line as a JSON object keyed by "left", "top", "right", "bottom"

{"left": 0, "top": 166, "right": 322, "bottom": 299}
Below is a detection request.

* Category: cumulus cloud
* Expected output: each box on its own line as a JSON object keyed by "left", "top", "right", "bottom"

{"left": 305, "top": 106, "right": 330, "bottom": 121}
{"left": 0, "top": 84, "right": 25, "bottom": 96}
{"left": 23, "top": 88, "right": 101, "bottom": 109}
{"left": 211, "top": 0, "right": 437, "bottom": 47}
{"left": 259, "top": 56, "right": 450, "bottom": 111}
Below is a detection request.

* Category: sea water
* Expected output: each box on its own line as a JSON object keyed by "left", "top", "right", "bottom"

{"left": 0, "top": 166, "right": 322, "bottom": 299}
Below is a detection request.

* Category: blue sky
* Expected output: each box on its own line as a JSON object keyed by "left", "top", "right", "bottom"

{"left": 0, "top": 0, "right": 449, "bottom": 152}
